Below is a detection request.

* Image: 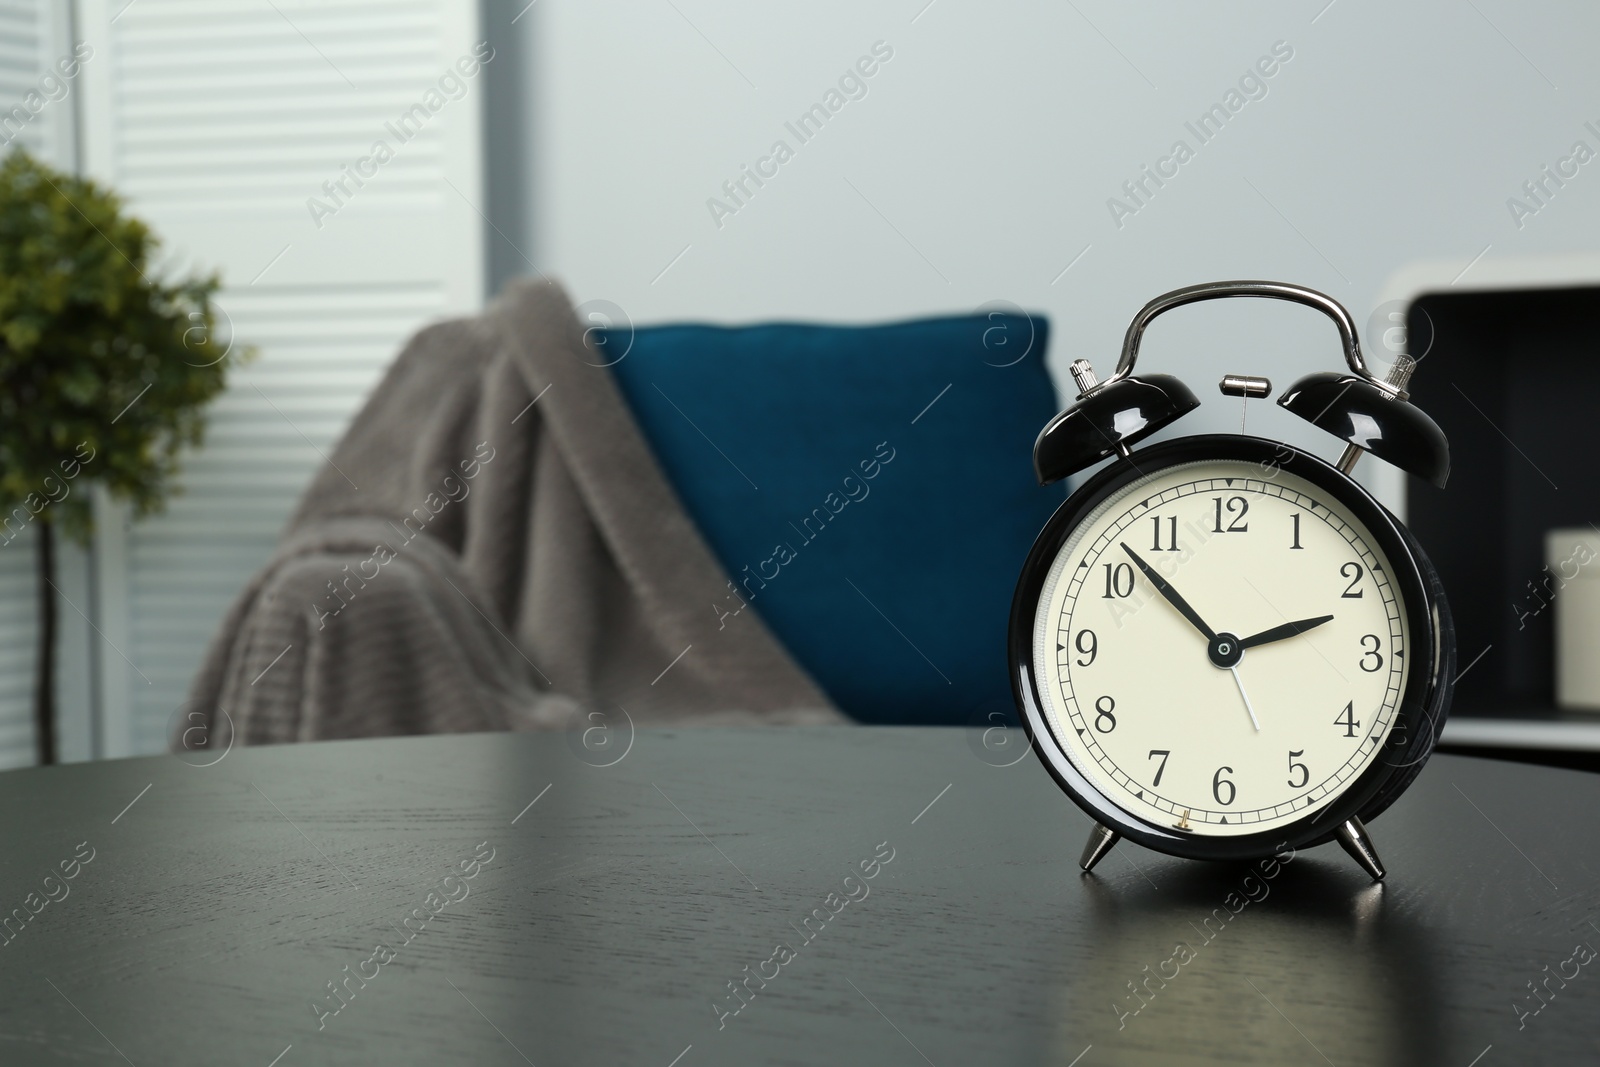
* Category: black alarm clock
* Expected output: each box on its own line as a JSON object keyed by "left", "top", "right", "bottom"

{"left": 1009, "top": 281, "right": 1454, "bottom": 881}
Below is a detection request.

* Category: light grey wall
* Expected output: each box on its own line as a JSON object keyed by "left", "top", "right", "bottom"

{"left": 482, "top": 0, "right": 536, "bottom": 295}
{"left": 488, "top": 0, "right": 1599, "bottom": 481}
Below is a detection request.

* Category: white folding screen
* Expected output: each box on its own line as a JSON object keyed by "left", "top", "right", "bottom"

{"left": 74, "top": 0, "right": 486, "bottom": 756}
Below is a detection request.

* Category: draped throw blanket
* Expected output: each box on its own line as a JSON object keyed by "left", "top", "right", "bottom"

{"left": 187, "top": 278, "right": 841, "bottom": 746}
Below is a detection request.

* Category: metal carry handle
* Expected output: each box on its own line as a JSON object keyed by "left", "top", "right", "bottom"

{"left": 1104, "top": 280, "right": 1372, "bottom": 387}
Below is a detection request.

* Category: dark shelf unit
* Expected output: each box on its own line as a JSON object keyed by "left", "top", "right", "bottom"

{"left": 1406, "top": 286, "right": 1600, "bottom": 768}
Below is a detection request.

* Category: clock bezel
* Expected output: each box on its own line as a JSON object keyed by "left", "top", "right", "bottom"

{"left": 1009, "top": 434, "right": 1448, "bottom": 862}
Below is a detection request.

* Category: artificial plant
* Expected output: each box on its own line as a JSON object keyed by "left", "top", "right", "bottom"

{"left": 0, "top": 148, "right": 241, "bottom": 764}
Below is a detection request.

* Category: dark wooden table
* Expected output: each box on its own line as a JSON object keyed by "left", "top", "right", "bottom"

{"left": 1, "top": 727, "right": 1597, "bottom": 1066}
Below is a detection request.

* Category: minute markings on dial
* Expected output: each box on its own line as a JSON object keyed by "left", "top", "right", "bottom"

{"left": 1045, "top": 470, "right": 1407, "bottom": 829}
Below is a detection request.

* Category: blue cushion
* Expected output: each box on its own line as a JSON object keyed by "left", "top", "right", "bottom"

{"left": 605, "top": 313, "right": 1063, "bottom": 725}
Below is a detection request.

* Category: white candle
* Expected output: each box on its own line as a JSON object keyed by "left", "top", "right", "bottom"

{"left": 1547, "top": 528, "right": 1600, "bottom": 713}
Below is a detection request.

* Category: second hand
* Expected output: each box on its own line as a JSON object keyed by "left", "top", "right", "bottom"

{"left": 1228, "top": 666, "right": 1261, "bottom": 732}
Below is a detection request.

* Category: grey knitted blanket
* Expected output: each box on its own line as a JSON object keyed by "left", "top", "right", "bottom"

{"left": 185, "top": 278, "right": 841, "bottom": 746}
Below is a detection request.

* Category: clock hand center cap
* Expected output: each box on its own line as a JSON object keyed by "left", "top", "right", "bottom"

{"left": 1207, "top": 632, "right": 1244, "bottom": 669}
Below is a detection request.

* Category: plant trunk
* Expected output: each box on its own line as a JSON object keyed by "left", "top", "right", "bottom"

{"left": 34, "top": 518, "right": 56, "bottom": 765}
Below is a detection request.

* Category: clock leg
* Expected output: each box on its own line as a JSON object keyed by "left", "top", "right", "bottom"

{"left": 1335, "top": 816, "right": 1386, "bottom": 881}
{"left": 1079, "top": 823, "right": 1120, "bottom": 872}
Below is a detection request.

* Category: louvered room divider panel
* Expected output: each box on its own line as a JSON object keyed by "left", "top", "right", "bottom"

{"left": 77, "top": 0, "right": 486, "bottom": 755}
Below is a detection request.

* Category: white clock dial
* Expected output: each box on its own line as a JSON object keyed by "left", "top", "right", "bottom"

{"left": 1032, "top": 458, "right": 1410, "bottom": 837}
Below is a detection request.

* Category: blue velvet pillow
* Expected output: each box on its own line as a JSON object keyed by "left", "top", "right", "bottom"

{"left": 605, "top": 313, "right": 1063, "bottom": 725}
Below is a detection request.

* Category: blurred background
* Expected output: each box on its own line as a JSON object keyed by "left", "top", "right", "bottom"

{"left": 3, "top": 0, "right": 1598, "bottom": 766}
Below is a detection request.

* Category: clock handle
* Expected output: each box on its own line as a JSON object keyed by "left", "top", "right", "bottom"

{"left": 1100, "top": 280, "right": 1375, "bottom": 394}
{"left": 1091, "top": 279, "right": 1448, "bottom": 486}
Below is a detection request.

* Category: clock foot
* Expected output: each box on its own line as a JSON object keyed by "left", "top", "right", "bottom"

{"left": 1335, "top": 816, "right": 1386, "bottom": 881}
{"left": 1079, "top": 823, "right": 1120, "bottom": 872}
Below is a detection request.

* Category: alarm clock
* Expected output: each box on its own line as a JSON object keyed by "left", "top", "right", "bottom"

{"left": 1009, "top": 280, "right": 1454, "bottom": 881}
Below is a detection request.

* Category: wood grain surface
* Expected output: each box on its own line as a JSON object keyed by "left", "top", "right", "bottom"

{"left": 0, "top": 727, "right": 1596, "bottom": 1066}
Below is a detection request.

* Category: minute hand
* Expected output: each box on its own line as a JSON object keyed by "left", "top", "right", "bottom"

{"left": 1119, "top": 543, "right": 1217, "bottom": 641}
{"left": 1238, "top": 615, "right": 1335, "bottom": 649}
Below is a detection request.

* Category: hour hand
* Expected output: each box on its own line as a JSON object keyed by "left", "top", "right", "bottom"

{"left": 1118, "top": 542, "right": 1216, "bottom": 641}
{"left": 1238, "top": 615, "right": 1335, "bottom": 649}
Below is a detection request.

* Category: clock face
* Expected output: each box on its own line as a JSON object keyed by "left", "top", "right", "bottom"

{"left": 1029, "top": 455, "right": 1411, "bottom": 838}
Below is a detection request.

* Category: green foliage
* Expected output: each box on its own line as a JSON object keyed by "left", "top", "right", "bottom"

{"left": 0, "top": 148, "right": 247, "bottom": 543}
